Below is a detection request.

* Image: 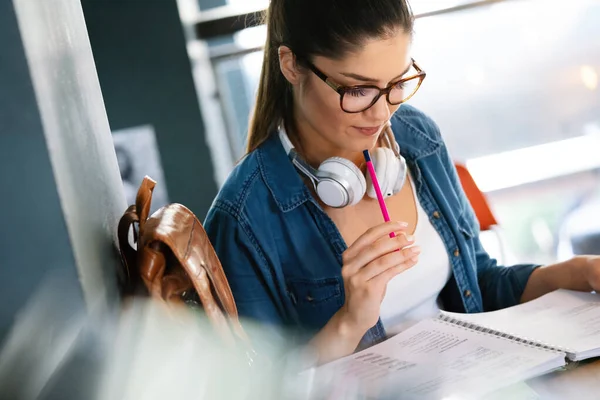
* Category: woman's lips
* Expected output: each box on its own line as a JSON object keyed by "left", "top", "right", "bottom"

{"left": 354, "top": 126, "right": 381, "bottom": 136}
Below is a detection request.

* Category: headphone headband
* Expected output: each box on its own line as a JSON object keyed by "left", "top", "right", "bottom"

{"left": 278, "top": 127, "right": 295, "bottom": 155}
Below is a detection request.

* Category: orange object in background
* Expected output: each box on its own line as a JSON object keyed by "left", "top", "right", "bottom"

{"left": 454, "top": 162, "right": 498, "bottom": 231}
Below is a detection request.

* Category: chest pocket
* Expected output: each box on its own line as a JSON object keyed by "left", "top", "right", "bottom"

{"left": 455, "top": 208, "right": 478, "bottom": 262}
{"left": 457, "top": 209, "right": 476, "bottom": 241}
{"left": 286, "top": 277, "right": 344, "bottom": 332}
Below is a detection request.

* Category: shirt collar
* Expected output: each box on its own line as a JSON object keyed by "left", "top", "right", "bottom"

{"left": 391, "top": 106, "right": 443, "bottom": 161}
{"left": 257, "top": 133, "right": 312, "bottom": 212}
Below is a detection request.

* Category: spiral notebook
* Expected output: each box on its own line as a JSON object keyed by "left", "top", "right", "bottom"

{"left": 309, "top": 289, "right": 600, "bottom": 399}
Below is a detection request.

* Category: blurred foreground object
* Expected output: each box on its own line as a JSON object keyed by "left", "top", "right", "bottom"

{"left": 0, "top": 274, "right": 315, "bottom": 400}
{"left": 0, "top": 274, "right": 105, "bottom": 400}
{"left": 99, "top": 298, "right": 276, "bottom": 400}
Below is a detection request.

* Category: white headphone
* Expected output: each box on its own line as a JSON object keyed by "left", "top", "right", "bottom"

{"left": 278, "top": 123, "right": 407, "bottom": 208}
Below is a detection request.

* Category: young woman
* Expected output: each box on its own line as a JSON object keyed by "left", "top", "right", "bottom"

{"left": 204, "top": 0, "right": 600, "bottom": 365}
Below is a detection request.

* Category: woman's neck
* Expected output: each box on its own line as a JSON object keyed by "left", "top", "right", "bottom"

{"left": 287, "top": 116, "right": 367, "bottom": 169}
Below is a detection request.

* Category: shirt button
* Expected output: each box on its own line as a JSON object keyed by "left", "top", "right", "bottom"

{"left": 454, "top": 249, "right": 460, "bottom": 257}
{"left": 432, "top": 211, "right": 440, "bottom": 219}
{"left": 464, "top": 290, "right": 472, "bottom": 297}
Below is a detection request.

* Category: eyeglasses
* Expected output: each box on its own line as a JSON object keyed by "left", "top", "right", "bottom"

{"left": 305, "top": 58, "right": 426, "bottom": 113}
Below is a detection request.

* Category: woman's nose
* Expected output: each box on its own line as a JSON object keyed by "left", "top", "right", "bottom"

{"left": 365, "top": 94, "right": 392, "bottom": 122}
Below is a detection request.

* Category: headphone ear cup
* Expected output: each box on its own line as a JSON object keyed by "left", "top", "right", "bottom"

{"left": 394, "top": 155, "right": 408, "bottom": 194}
{"left": 366, "top": 147, "right": 400, "bottom": 199}
{"left": 317, "top": 157, "right": 366, "bottom": 207}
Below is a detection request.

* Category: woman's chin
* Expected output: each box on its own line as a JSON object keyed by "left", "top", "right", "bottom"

{"left": 343, "top": 133, "right": 380, "bottom": 152}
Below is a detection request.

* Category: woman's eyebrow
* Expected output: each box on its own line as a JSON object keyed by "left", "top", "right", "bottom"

{"left": 340, "top": 62, "right": 413, "bottom": 83}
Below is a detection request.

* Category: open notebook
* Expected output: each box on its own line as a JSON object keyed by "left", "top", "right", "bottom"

{"left": 308, "top": 289, "right": 600, "bottom": 400}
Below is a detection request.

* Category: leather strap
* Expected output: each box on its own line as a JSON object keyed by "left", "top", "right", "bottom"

{"left": 135, "top": 176, "right": 156, "bottom": 233}
{"left": 117, "top": 204, "right": 140, "bottom": 295}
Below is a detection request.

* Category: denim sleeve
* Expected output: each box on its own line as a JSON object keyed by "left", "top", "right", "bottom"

{"left": 203, "top": 203, "right": 291, "bottom": 356}
{"left": 437, "top": 130, "right": 541, "bottom": 311}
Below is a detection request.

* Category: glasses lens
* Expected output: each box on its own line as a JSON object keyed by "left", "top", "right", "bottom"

{"left": 389, "top": 76, "right": 421, "bottom": 104}
{"left": 341, "top": 87, "right": 380, "bottom": 112}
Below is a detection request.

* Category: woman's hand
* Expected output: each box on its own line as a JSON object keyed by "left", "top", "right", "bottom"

{"left": 522, "top": 256, "right": 600, "bottom": 303}
{"left": 308, "top": 221, "right": 419, "bottom": 365}
{"left": 579, "top": 256, "right": 600, "bottom": 291}
{"left": 338, "top": 221, "right": 420, "bottom": 336}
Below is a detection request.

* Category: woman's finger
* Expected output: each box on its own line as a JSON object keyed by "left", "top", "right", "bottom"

{"left": 358, "top": 245, "right": 420, "bottom": 281}
{"left": 346, "top": 234, "right": 415, "bottom": 275}
{"left": 343, "top": 221, "right": 409, "bottom": 262}
{"left": 370, "top": 255, "right": 420, "bottom": 286}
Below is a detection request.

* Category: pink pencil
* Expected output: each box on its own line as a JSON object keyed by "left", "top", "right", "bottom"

{"left": 363, "top": 150, "right": 396, "bottom": 238}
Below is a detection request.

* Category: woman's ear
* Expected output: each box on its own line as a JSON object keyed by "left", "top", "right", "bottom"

{"left": 278, "top": 45, "right": 302, "bottom": 85}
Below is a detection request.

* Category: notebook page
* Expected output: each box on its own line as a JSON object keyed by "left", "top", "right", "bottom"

{"left": 309, "top": 318, "right": 565, "bottom": 400}
{"left": 442, "top": 290, "right": 600, "bottom": 361}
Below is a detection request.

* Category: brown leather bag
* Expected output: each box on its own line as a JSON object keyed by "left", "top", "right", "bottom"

{"left": 117, "top": 176, "right": 253, "bottom": 352}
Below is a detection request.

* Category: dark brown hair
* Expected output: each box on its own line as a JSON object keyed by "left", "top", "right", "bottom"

{"left": 246, "top": 0, "right": 415, "bottom": 153}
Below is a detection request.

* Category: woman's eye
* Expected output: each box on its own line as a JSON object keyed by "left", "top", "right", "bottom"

{"left": 394, "top": 81, "right": 406, "bottom": 90}
{"left": 347, "top": 88, "right": 369, "bottom": 97}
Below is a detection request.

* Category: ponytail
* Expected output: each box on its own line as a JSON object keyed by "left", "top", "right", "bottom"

{"left": 246, "top": 1, "right": 292, "bottom": 154}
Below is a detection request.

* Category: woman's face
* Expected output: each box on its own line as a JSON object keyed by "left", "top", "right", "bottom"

{"left": 289, "top": 31, "right": 413, "bottom": 161}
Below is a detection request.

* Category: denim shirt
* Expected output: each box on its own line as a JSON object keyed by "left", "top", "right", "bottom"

{"left": 204, "top": 105, "right": 539, "bottom": 350}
